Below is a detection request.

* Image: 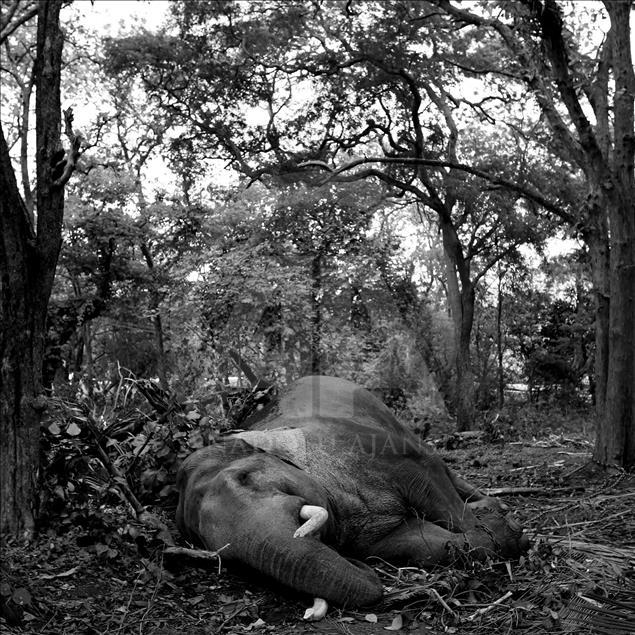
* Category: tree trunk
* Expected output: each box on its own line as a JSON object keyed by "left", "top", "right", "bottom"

{"left": 83, "top": 322, "right": 94, "bottom": 399}
{"left": 140, "top": 242, "right": 168, "bottom": 390}
{"left": 596, "top": 192, "right": 635, "bottom": 467}
{"left": 310, "top": 252, "right": 323, "bottom": 374}
{"left": 496, "top": 265, "right": 505, "bottom": 408}
{"left": 593, "top": 1, "right": 635, "bottom": 469}
{"left": 583, "top": 195, "right": 611, "bottom": 415}
{"left": 0, "top": 130, "right": 41, "bottom": 539}
{"left": 136, "top": 173, "right": 168, "bottom": 390}
{"left": 455, "top": 283, "right": 475, "bottom": 431}
{"left": 0, "top": 0, "right": 67, "bottom": 537}
{"left": 441, "top": 222, "right": 475, "bottom": 431}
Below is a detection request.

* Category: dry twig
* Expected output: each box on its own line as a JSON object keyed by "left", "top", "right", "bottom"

{"left": 466, "top": 590, "right": 513, "bottom": 621}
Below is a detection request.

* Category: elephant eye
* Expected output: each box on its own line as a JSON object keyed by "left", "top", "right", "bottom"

{"left": 232, "top": 469, "right": 252, "bottom": 486}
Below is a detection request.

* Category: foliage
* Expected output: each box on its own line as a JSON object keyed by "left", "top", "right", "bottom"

{"left": 39, "top": 377, "right": 223, "bottom": 521}
{"left": 504, "top": 254, "right": 593, "bottom": 405}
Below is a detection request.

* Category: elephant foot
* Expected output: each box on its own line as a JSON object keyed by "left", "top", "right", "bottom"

{"left": 467, "top": 495, "right": 507, "bottom": 512}
{"left": 470, "top": 511, "right": 530, "bottom": 558}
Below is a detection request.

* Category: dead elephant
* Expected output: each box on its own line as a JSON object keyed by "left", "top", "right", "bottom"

{"left": 176, "top": 376, "right": 529, "bottom": 616}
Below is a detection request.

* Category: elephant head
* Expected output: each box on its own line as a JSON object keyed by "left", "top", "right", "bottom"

{"left": 176, "top": 438, "right": 383, "bottom": 606}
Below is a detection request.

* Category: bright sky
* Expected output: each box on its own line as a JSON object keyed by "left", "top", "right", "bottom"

{"left": 73, "top": 0, "right": 169, "bottom": 35}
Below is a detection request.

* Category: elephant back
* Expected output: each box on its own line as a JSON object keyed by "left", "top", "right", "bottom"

{"left": 247, "top": 375, "right": 408, "bottom": 436}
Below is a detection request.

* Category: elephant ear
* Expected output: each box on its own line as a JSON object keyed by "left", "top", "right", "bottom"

{"left": 183, "top": 452, "right": 383, "bottom": 607}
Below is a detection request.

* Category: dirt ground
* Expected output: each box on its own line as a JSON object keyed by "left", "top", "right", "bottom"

{"left": 2, "top": 431, "right": 634, "bottom": 635}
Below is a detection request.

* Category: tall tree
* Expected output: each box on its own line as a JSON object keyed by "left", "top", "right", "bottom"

{"left": 0, "top": 0, "right": 81, "bottom": 537}
{"left": 434, "top": 0, "right": 634, "bottom": 467}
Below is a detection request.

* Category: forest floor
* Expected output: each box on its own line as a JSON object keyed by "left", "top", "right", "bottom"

{"left": 2, "top": 426, "right": 634, "bottom": 635}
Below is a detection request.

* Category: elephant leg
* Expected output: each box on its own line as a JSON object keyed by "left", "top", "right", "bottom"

{"left": 397, "top": 455, "right": 510, "bottom": 533}
{"left": 365, "top": 516, "right": 527, "bottom": 566}
{"left": 444, "top": 466, "right": 507, "bottom": 511}
{"left": 397, "top": 457, "right": 478, "bottom": 532}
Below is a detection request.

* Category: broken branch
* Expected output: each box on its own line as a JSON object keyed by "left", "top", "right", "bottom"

{"left": 52, "top": 107, "right": 83, "bottom": 188}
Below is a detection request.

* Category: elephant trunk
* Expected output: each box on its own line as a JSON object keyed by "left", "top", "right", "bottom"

{"left": 235, "top": 531, "right": 383, "bottom": 607}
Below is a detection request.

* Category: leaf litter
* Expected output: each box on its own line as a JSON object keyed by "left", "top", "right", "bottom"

{"left": 1, "top": 433, "right": 633, "bottom": 634}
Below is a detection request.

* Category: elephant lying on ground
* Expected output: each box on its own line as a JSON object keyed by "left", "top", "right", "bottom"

{"left": 177, "top": 376, "right": 529, "bottom": 612}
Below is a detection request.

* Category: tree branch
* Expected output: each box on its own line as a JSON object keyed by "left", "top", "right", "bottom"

{"left": 435, "top": 0, "right": 586, "bottom": 170}
{"left": 528, "top": 0, "right": 607, "bottom": 172}
{"left": 51, "top": 107, "right": 84, "bottom": 189}
{"left": 0, "top": 1, "right": 38, "bottom": 46}
{"left": 299, "top": 157, "right": 573, "bottom": 223}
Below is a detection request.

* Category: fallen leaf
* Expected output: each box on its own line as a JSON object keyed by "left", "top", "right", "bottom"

{"left": 66, "top": 422, "right": 81, "bottom": 436}
{"left": 384, "top": 614, "right": 403, "bottom": 630}
{"left": 158, "top": 529, "right": 175, "bottom": 545}
{"left": 188, "top": 595, "right": 205, "bottom": 606}
{"left": 365, "top": 613, "right": 378, "bottom": 623}
{"left": 12, "top": 588, "right": 32, "bottom": 606}
{"left": 218, "top": 594, "right": 235, "bottom": 604}
{"left": 48, "top": 422, "right": 61, "bottom": 435}
{"left": 246, "top": 618, "right": 266, "bottom": 630}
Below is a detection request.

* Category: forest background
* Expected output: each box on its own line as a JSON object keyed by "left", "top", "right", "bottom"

{"left": 0, "top": 1, "right": 633, "bottom": 632}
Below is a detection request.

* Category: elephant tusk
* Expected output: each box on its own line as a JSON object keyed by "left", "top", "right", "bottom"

{"left": 294, "top": 505, "right": 328, "bottom": 538}
{"left": 303, "top": 597, "right": 328, "bottom": 621}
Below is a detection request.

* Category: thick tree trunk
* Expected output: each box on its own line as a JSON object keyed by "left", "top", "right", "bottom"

{"left": 0, "top": 0, "right": 67, "bottom": 537}
{"left": 442, "top": 224, "right": 475, "bottom": 431}
{"left": 593, "top": 1, "right": 635, "bottom": 469}
{"left": 584, "top": 196, "right": 611, "bottom": 415}
{"left": 596, "top": 193, "right": 635, "bottom": 467}
{"left": 0, "top": 129, "right": 41, "bottom": 539}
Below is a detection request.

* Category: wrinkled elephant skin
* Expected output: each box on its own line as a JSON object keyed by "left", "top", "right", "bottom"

{"left": 177, "top": 376, "right": 529, "bottom": 607}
